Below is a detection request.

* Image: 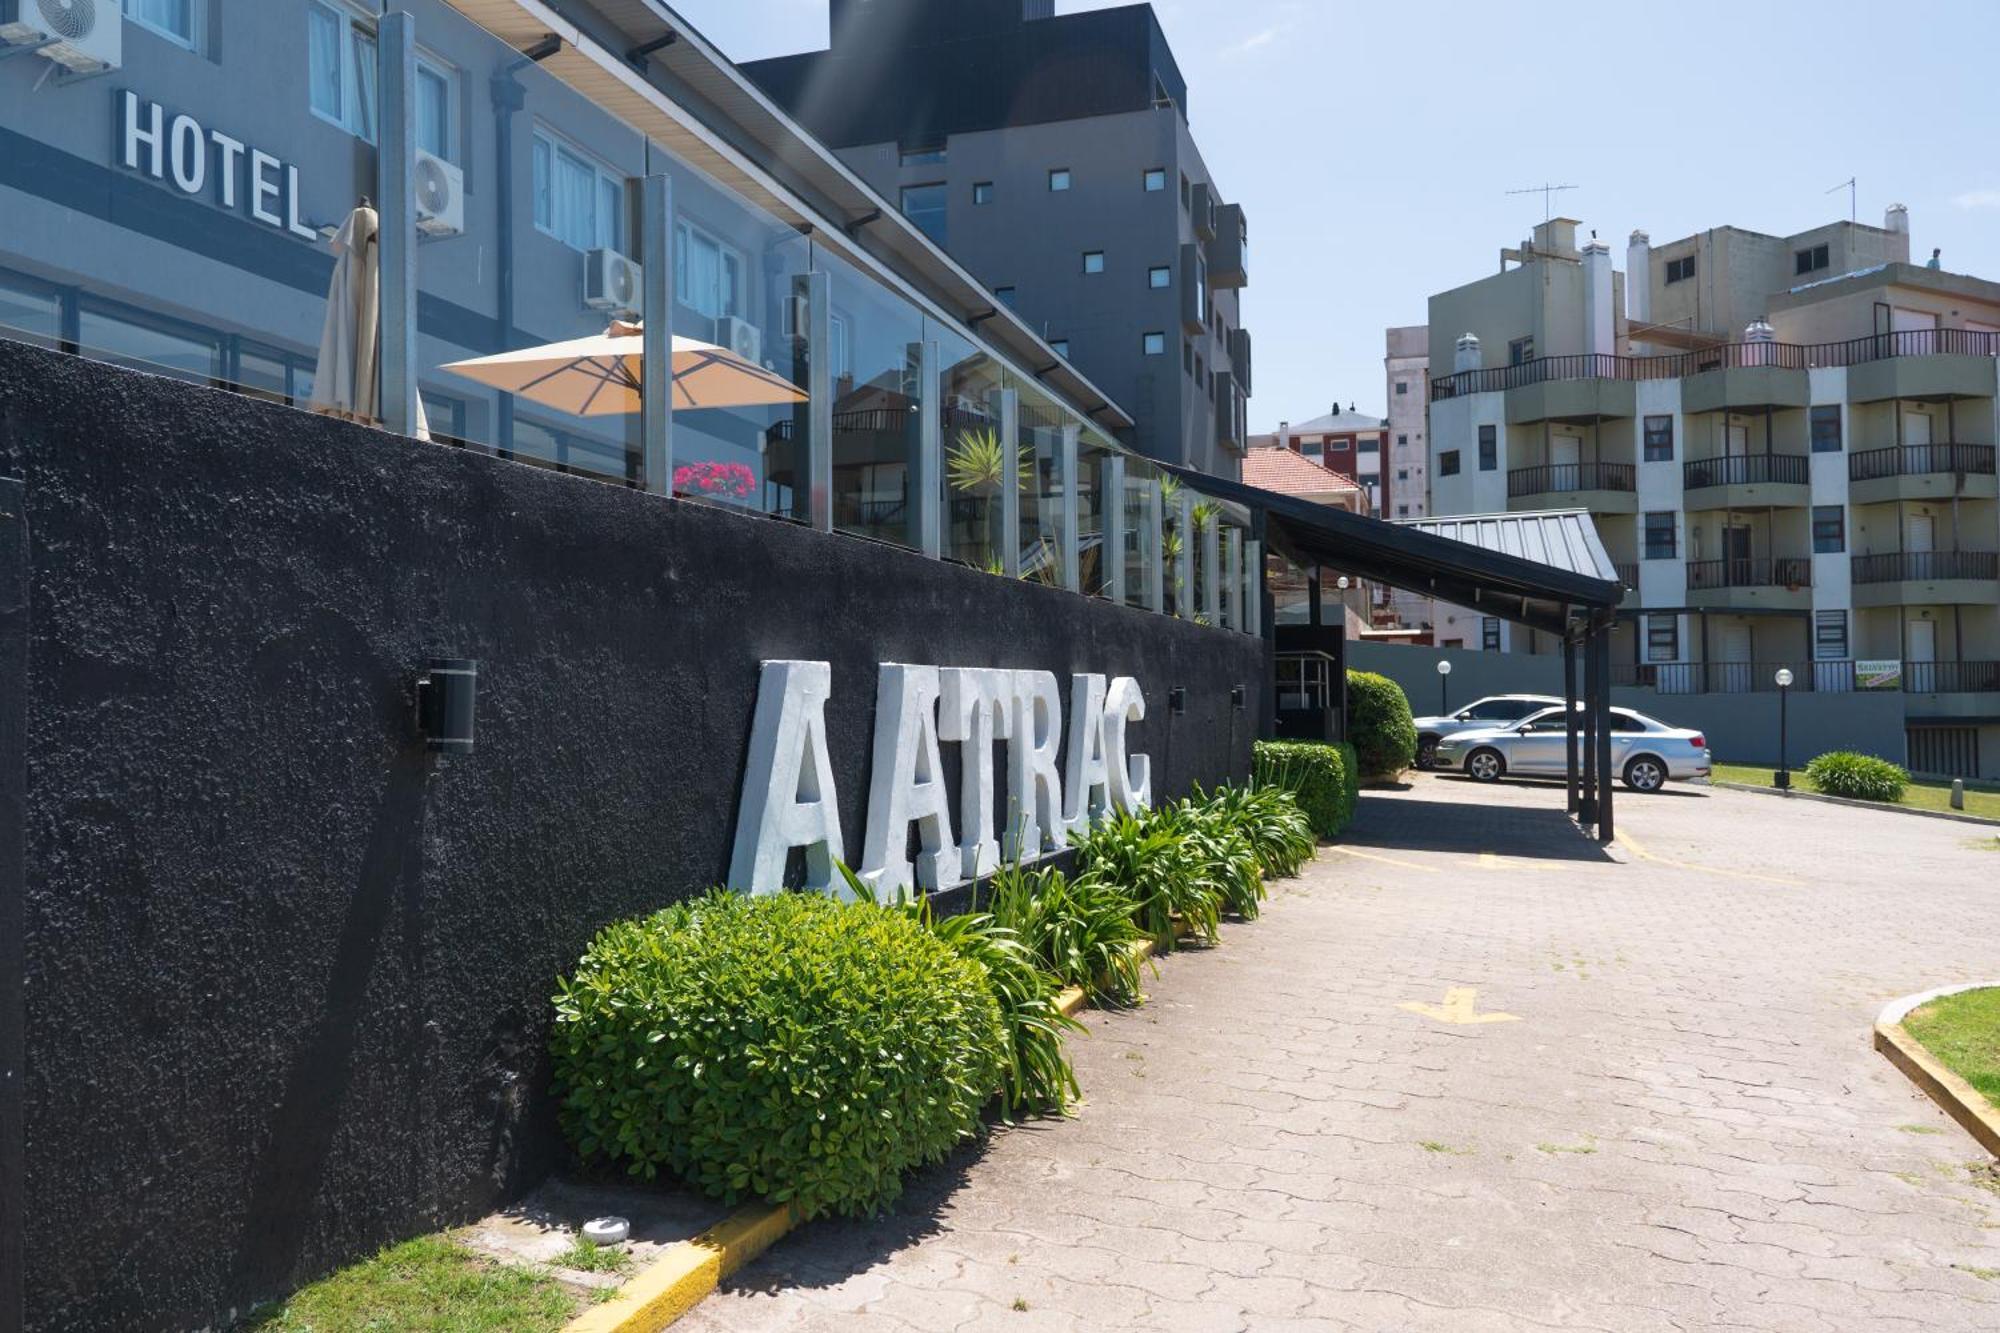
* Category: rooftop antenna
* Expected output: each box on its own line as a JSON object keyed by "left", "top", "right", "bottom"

{"left": 1826, "top": 176, "right": 1856, "bottom": 223}
{"left": 1507, "top": 182, "right": 1577, "bottom": 222}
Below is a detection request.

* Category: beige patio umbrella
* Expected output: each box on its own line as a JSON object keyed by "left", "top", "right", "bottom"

{"left": 439, "top": 319, "right": 807, "bottom": 416}
{"left": 309, "top": 202, "right": 429, "bottom": 439}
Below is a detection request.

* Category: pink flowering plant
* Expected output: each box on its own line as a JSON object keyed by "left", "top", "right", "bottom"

{"left": 673, "top": 460, "right": 757, "bottom": 501}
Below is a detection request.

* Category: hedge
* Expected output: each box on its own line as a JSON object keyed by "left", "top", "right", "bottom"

{"left": 1804, "top": 750, "right": 1909, "bottom": 803}
{"left": 1254, "top": 739, "right": 1358, "bottom": 838}
{"left": 1346, "top": 670, "right": 1418, "bottom": 779}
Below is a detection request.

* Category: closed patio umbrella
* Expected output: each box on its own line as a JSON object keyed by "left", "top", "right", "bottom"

{"left": 309, "top": 202, "right": 429, "bottom": 439}
{"left": 438, "top": 320, "right": 807, "bottom": 417}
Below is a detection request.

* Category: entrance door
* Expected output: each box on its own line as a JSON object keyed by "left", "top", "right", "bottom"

{"left": 1903, "top": 411, "right": 1933, "bottom": 448}
{"left": 1907, "top": 512, "right": 1935, "bottom": 553}
{"left": 1715, "top": 622, "right": 1753, "bottom": 693}
{"left": 1723, "top": 524, "right": 1753, "bottom": 587}
{"left": 1719, "top": 624, "right": 1752, "bottom": 662}
{"left": 1906, "top": 618, "right": 1937, "bottom": 663}
{"left": 1724, "top": 423, "right": 1750, "bottom": 456}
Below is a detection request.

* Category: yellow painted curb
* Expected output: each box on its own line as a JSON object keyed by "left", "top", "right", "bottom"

{"left": 1055, "top": 936, "right": 1160, "bottom": 1019}
{"left": 1874, "top": 1021, "right": 2000, "bottom": 1158}
{"left": 561, "top": 1201, "right": 796, "bottom": 1333}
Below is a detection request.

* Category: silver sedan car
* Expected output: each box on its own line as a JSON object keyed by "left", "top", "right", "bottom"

{"left": 1433, "top": 705, "right": 1712, "bottom": 792}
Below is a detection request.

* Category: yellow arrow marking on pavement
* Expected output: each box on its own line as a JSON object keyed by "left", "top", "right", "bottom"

{"left": 1614, "top": 829, "right": 1803, "bottom": 886}
{"left": 1397, "top": 987, "right": 1520, "bottom": 1025}
{"left": 1476, "top": 852, "right": 1581, "bottom": 873}
{"left": 1335, "top": 847, "right": 1440, "bottom": 873}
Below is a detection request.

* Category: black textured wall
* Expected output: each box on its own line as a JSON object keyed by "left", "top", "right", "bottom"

{"left": 0, "top": 340, "right": 1265, "bottom": 1333}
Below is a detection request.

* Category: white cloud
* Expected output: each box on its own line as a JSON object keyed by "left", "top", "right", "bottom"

{"left": 1224, "top": 23, "right": 1288, "bottom": 57}
{"left": 1953, "top": 189, "right": 2000, "bottom": 211}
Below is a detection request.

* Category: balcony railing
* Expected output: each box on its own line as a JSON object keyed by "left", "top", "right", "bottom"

{"left": 1505, "top": 461, "right": 1636, "bottom": 498}
{"left": 1612, "top": 658, "right": 2000, "bottom": 696}
{"left": 1850, "top": 550, "right": 2000, "bottom": 584}
{"left": 1612, "top": 562, "right": 1638, "bottom": 588}
{"left": 1848, "top": 443, "right": 1998, "bottom": 481}
{"left": 1685, "top": 557, "right": 1813, "bottom": 591}
{"left": 1431, "top": 327, "right": 2000, "bottom": 402}
{"left": 1682, "top": 454, "right": 1811, "bottom": 490}
{"left": 1906, "top": 661, "right": 2000, "bottom": 693}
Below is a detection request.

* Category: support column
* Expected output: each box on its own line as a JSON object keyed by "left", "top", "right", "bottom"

{"left": 1058, "top": 423, "right": 1080, "bottom": 593}
{"left": 1176, "top": 489, "right": 1194, "bottom": 620}
{"left": 914, "top": 339, "right": 942, "bottom": 557}
{"left": 1145, "top": 480, "right": 1165, "bottom": 613}
{"left": 1105, "top": 455, "right": 1127, "bottom": 603}
{"left": 1595, "top": 625, "right": 1616, "bottom": 844}
{"left": 998, "top": 389, "right": 1021, "bottom": 578}
{"left": 1580, "top": 628, "right": 1600, "bottom": 826}
{"left": 1245, "top": 538, "right": 1263, "bottom": 638}
{"left": 804, "top": 270, "right": 833, "bottom": 531}
{"left": 640, "top": 173, "right": 673, "bottom": 494}
{"left": 376, "top": 12, "right": 419, "bottom": 438}
{"left": 1202, "top": 514, "right": 1221, "bottom": 623}
{"left": 1564, "top": 629, "right": 1580, "bottom": 814}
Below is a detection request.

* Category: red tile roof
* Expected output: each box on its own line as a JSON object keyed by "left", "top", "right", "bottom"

{"left": 1240, "top": 446, "right": 1363, "bottom": 498}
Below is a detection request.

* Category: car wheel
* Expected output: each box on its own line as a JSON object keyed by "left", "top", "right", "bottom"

{"left": 1416, "top": 735, "right": 1439, "bottom": 771}
{"left": 1466, "top": 748, "right": 1505, "bottom": 783}
{"left": 1624, "top": 756, "right": 1666, "bottom": 792}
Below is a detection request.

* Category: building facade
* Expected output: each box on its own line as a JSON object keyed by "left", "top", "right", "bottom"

{"left": 1384, "top": 325, "right": 1430, "bottom": 520}
{"left": 1252, "top": 408, "right": 1392, "bottom": 516}
{"left": 743, "top": 0, "right": 1250, "bottom": 480}
{"left": 1426, "top": 207, "right": 2000, "bottom": 778}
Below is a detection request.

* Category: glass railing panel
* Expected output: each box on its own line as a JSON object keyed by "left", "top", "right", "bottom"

{"left": 1, "top": 6, "right": 373, "bottom": 409}
{"left": 1121, "top": 455, "right": 1160, "bottom": 610}
{"left": 932, "top": 318, "right": 1009, "bottom": 572}
{"left": 810, "top": 242, "right": 923, "bottom": 548}
{"left": 1076, "top": 431, "right": 1112, "bottom": 597}
{"left": 1012, "top": 372, "right": 1069, "bottom": 588}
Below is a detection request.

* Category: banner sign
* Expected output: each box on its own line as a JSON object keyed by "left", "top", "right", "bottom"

{"left": 1855, "top": 659, "right": 1902, "bottom": 691}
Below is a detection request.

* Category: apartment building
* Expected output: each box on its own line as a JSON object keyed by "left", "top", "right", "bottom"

{"left": 1252, "top": 407, "right": 1392, "bottom": 515}
{"left": 743, "top": 0, "right": 1250, "bottom": 479}
{"left": 1385, "top": 325, "right": 1430, "bottom": 518}
{"left": 1426, "top": 209, "right": 2000, "bottom": 778}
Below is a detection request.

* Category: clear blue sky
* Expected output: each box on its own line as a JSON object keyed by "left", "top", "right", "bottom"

{"left": 672, "top": 0, "right": 2000, "bottom": 432}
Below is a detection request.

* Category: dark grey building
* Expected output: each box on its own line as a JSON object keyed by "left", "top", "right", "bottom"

{"left": 744, "top": 0, "right": 1251, "bottom": 479}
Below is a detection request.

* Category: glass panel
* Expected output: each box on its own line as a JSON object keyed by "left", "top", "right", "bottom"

{"left": 1121, "top": 455, "right": 1160, "bottom": 610}
{"left": 933, "top": 319, "right": 1009, "bottom": 572}
{"left": 817, "top": 244, "right": 923, "bottom": 548}
{"left": 415, "top": 65, "right": 450, "bottom": 159}
{"left": 1013, "top": 373, "right": 1068, "bottom": 587}
{"left": 0, "top": 274, "right": 61, "bottom": 350}
{"left": 351, "top": 29, "right": 379, "bottom": 143}
{"left": 899, "top": 183, "right": 948, "bottom": 247}
{"left": 307, "top": 4, "right": 342, "bottom": 122}
{"left": 1076, "top": 431, "right": 1112, "bottom": 597}
{"left": 77, "top": 305, "right": 219, "bottom": 385}
{"left": 1271, "top": 553, "right": 1312, "bottom": 625}
{"left": 1161, "top": 471, "right": 1188, "bottom": 617}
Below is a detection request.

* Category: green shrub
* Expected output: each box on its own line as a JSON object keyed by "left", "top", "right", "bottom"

{"left": 551, "top": 890, "right": 1006, "bottom": 1219}
{"left": 1071, "top": 810, "right": 1220, "bottom": 949}
{"left": 1346, "top": 671, "right": 1418, "bottom": 779}
{"left": 1804, "top": 750, "right": 1909, "bottom": 803}
{"left": 1199, "top": 781, "right": 1316, "bottom": 878}
{"left": 987, "top": 864, "right": 1151, "bottom": 1007}
{"left": 1253, "top": 739, "right": 1358, "bottom": 838}
{"left": 1162, "top": 796, "right": 1265, "bottom": 920}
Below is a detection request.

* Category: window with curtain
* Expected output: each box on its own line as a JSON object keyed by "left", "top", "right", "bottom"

{"left": 307, "top": 1, "right": 379, "bottom": 142}
{"left": 532, "top": 128, "right": 625, "bottom": 253}
{"left": 415, "top": 61, "right": 455, "bottom": 161}
{"left": 126, "top": 0, "right": 198, "bottom": 49}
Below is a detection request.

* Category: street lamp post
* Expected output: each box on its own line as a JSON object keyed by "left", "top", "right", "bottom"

{"left": 1437, "top": 658, "right": 1453, "bottom": 715}
{"left": 1773, "top": 667, "right": 1794, "bottom": 790}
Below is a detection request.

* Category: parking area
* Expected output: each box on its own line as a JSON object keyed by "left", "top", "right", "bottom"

{"left": 686, "top": 776, "right": 2000, "bottom": 1332}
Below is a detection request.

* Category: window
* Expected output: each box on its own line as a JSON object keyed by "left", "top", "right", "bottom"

{"left": 1179, "top": 172, "right": 1191, "bottom": 207}
{"left": 1647, "top": 615, "right": 1679, "bottom": 663}
{"left": 993, "top": 286, "right": 1017, "bottom": 308}
{"left": 1643, "top": 511, "right": 1676, "bottom": 559}
{"left": 1359, "top": 438, "right": 1379, "bottom": 453}
{"left": 1396, "top": 468, "right": 1409, "bottom": 481}
{"left": 1143, "top": 168, "right": 1167, "bottom": 192}
{"left": 1439, "top": 450, "right": 1461, "bottom": 477}
{"left": 308, "top": 1, "right": 379, "bottom": 141}
{"left": 415, "top": 58, "right": 458, "bottom": 162}
{"left": 1048, "top": 168, "right": 1071, "bottom": 192}
{"left": 972, "top": 181, "right": 993, "bottom": 205}
{"left": 1143, "top": 331, "right": 1165, "bottom": 356}
{"left": 1482, "top": 619, "right": 1502, "bottom": 652}
{"left": 1665, "top": 254, "right": 1695, "bottom": 284}
{"left": 1397, "top": 504, "right": 1409, "bottom": 517}
{"left": 126, "top": 0, "right": 199, "bottom": 50}
{"left": 1049, "top": 339, "right": 1069, "bottom": 359}
{"left": 900, "top": 182, "right": 948, "bottom": 246}
{"left": 1508, "top": 336, "right": 1534, "bottom": 365}
{"left": 1795, "top": 243, "right": 1830, "bottom": 276}
{"left": 1082, "top": 251, "right": 1105, "bottom": 275}
{"left": 899, "top": 145, "right": 946, "bottom": 166}
{"left": 675, "top": 219, "right": 746, "bottom": 321}
{"left": 1812, "top": 505, "right": 1846, "bottom": 553}
{"left": 534, "top": 128, "right": 624, "bottom": 252}
{"left": 1643, "top": 415, "right": 1674, "bottom": 461}
{"left": 1183, "top": 340, "right": 1194, "bottom": 373}
{"left": 1194, "top": 353, "right": 1206, "bottom": 393}
{"left": 1477, "top": 424, "right": 1496, "bottom": 471}
{"left": 1815, "top": 611, "right": 1849, "bottom": 661}
{"left": 1395, "top": 380, "right": 1408, "bottom": 396}
{"left": 1810, "top": 404, "right": 1842, "bottom": 453}
{"left": 1147, "top": 265, "right": 1170, "bottom": 290}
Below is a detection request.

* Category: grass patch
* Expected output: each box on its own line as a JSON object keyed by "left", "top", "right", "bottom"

{"left": 555, "top": 1238, "right": 632, "bottom": 1275}
{"left": 1897, "top": 1122, "right": 1947, "bottom": 1135}
{"left": 1710, "top": 763, "right": 2000, "bottom": 820}
{"left": 242, "top": 1235, "right": 584, "bottom": 1332}
{"left": 1535, "top": 1139, "right": 1597, "bottom": 1156}
{"left": 1903, "top": 987, "right": 2000, "bottom": 1107}
{"left": 1957, "top": 1265, "right": 2000, "bottom": 1281}
{"left": 1418, "top": 1140, "right": 1472, "bottom": 1155}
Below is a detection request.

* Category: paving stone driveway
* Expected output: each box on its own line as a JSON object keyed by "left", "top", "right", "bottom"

{"left": 686, "top": 777, "right": 2000, "bottom": 1331}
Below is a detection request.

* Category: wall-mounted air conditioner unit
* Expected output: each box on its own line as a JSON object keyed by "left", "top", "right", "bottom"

{"left": 413, "top": 150, "right": 464, "bottom": 237}
{"left": 717, "top": 315, "right": 761, "bottom": 365}
{"left": 1, "top": 0, "right": 123, "bottom": 74}
{"left": 584, "top": 247, "right": 642, "bottom": 314}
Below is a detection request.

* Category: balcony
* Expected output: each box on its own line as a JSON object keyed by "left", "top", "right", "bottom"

{"left": 1847, "top": 442, "right": 1999, "bottom": 504}
{"left": 1681, "top": 453, "right": 1811, "bottom": 510}
{"left": 1614, "top": 658, "right": 2000, "bottom": 697}
{"left": 1505, "top": 461, "right": 1637, "bottom": 512}
{"left": 1685, "top": 556, "right": 1813, "bottom": 610}
{"left": 1905, "top": 660, "right": 2000, "bottom": 694}
{"left": 1849, "top": 549, "right": 2000, "bottom": 608}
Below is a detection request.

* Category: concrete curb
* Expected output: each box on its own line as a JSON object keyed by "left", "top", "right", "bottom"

{"left": 1712, "top": 780, "right": 2000, "bottom": 828}
{"left": 1873, "top": 983, "right": 2000, "bottom": 1158}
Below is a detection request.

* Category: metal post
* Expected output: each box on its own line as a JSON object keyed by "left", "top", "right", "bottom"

{"left": 1176, "top": 489, "right": 1194, "bottom": 620}
{"left": 804, "top": 270, "right": 833, "bottom": 531}
{"left": 1776, "top": 682, "right": 1791, "bottom": 789}
{"left": 640, "top": 173, "right": 673, "bottom": 495}
{"left": 377, "top": 12, "right": 418, "bottom": 437}
{"left": 1145, "top": 479, "right": 1165, "bottom": 613}
{"left": 997, "top": 388, "right": 1021, "bottom": 578}
{"left": 1246, "top": 537, "right": 1262, "bottom": 638}
{"left": 1104, "top": 455, "right": 1127, "bottom": 603}
{"left": 1563, "top": 629, "right": 1580, "bottom": 814}
{"left": 1058, "top": 424, "right": 1080, "bottom": 593}
{"left": 915, "top": 339, "right": 942, "bottom": 557}
{"left": 1201, "top": 513, "right": 1221, "bottom": 623}
{"left": 1595, "top": 627, "right": 1615, "bottom": 844}
{"left": 1223, "top": 528, "right": 1242, "bottom": 630}
{"left": 1580, "top": 629, "right": 1600, "bottom": 826}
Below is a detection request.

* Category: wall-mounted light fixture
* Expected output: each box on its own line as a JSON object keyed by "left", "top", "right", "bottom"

{"left": 1168, "top": 687, "right": 1187, "bottom": 716}
{"left": 416, "top": 657, "right": 479, "bottom": 754}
